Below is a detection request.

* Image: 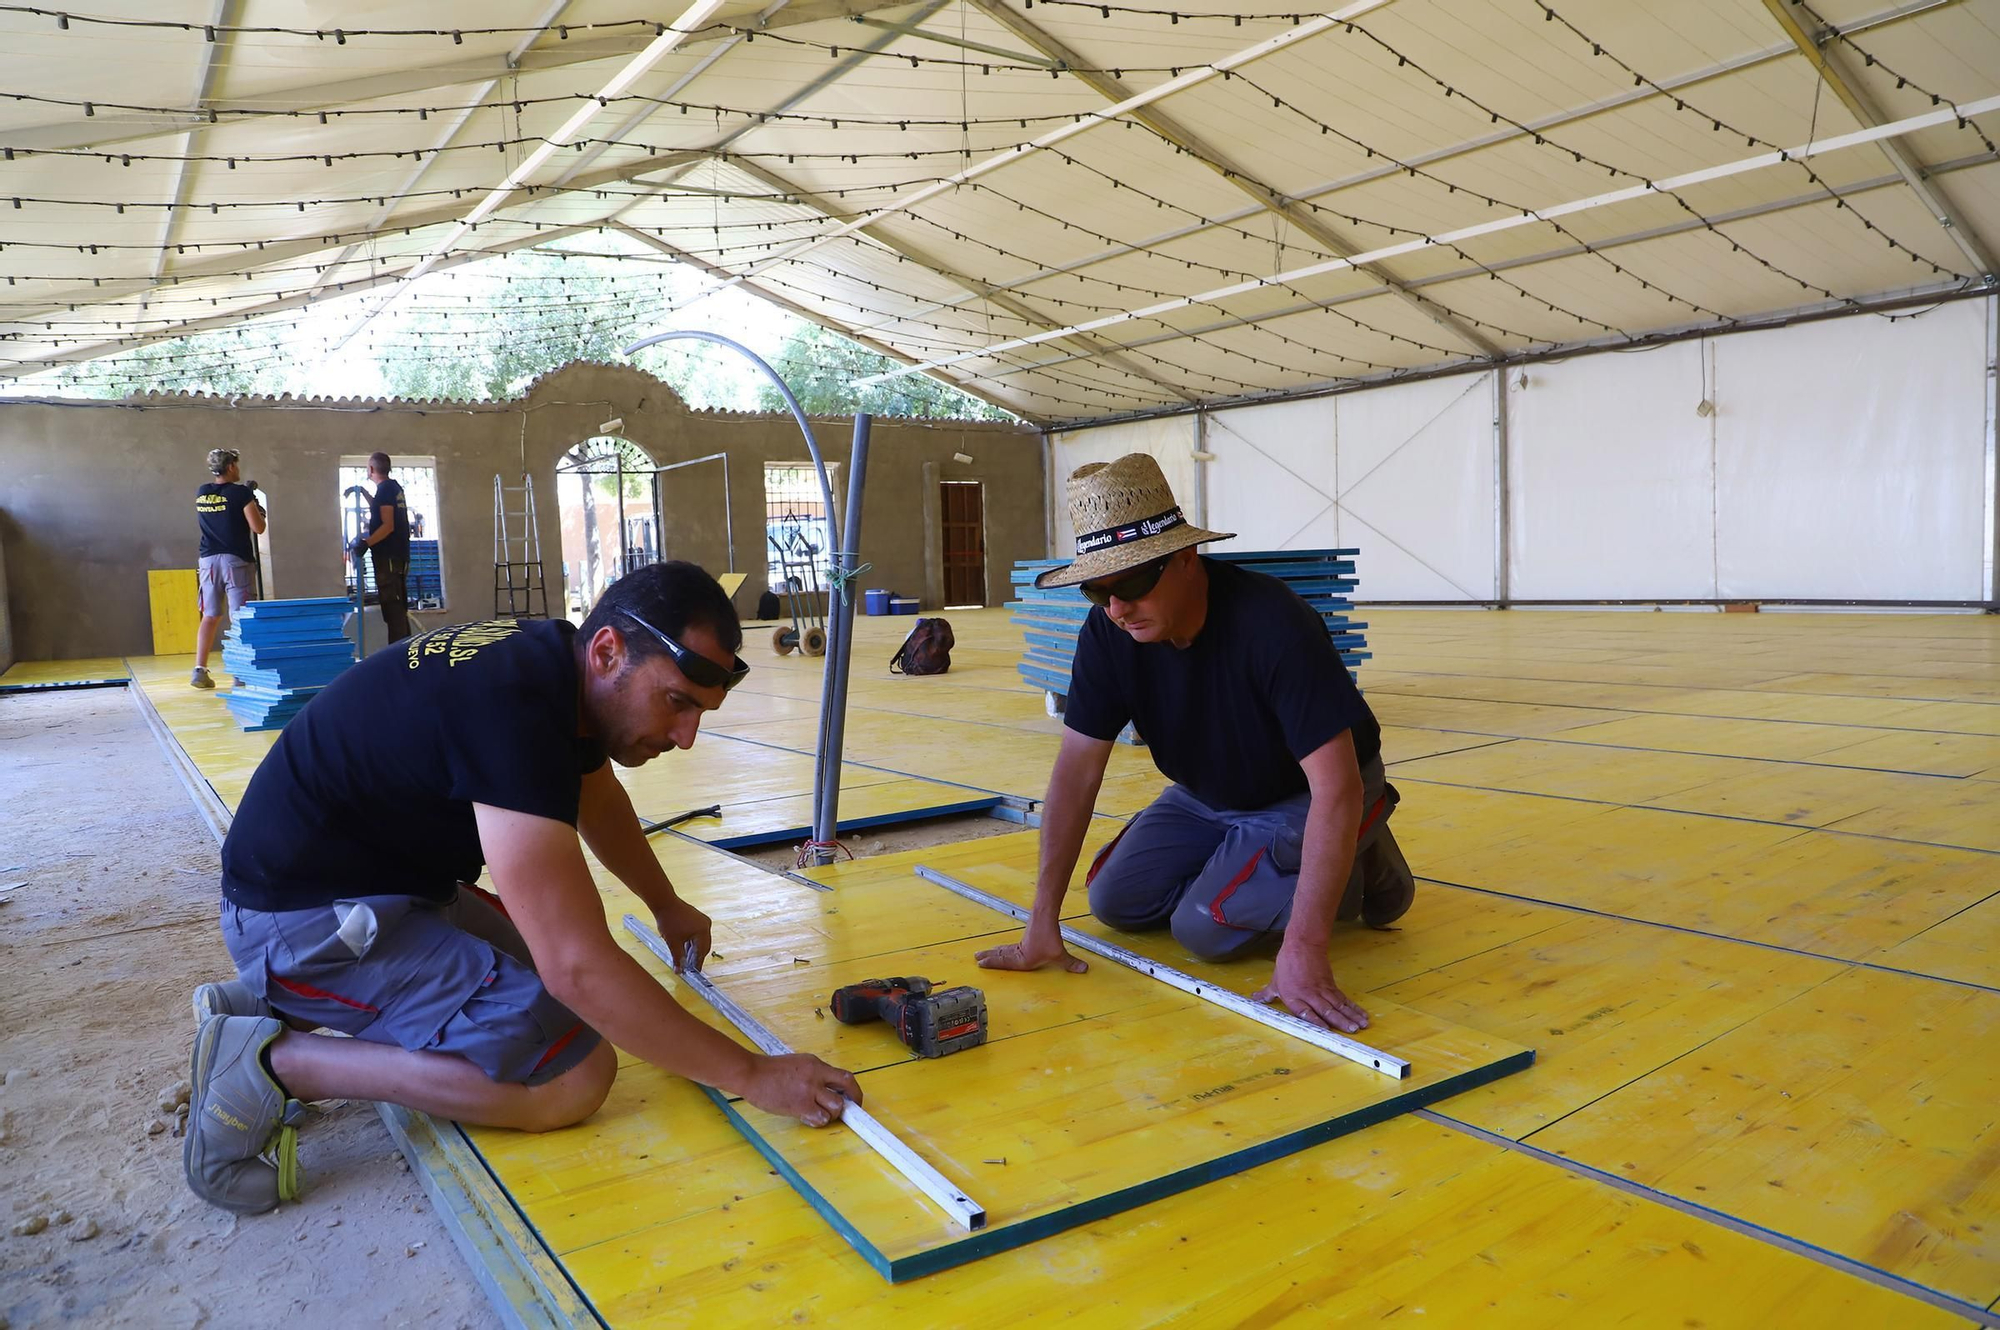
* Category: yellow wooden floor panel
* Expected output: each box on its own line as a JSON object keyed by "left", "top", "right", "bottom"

{"left": 524, "top": 1089, "right": 1950, "bottom": 1328}
{"left": 506, "top": 838, "right": 1937, "bottom": 1324}
{"left": 1534, "top": 966, "right": 2000, "bottom": 1307}
{"left": 1549, "top": 711, "right": 1907, "bottom": 766}
{"left": 1876, "top": 896, "right": 2000, "bottom": 990}
{"left": 1391, "top": 739, "right": 1737, "bottom": 807}
{"left": 0, "top": 656, "right": 130, "bottom": 686}
{"left": 116, "top": 610, "right": 2000, "bottom": 1322}
{"left": 1385, "top": 780, "right": 1625, "bottom": 867}
{"left": 128, "top": 653, "right": 277, "bottom": 808}
{"left": 1825, "top": 779, "right": 2000, "bottom": 853}
{"left": 1369, "top": 691, "right": 1643, "bottom": 739}
{"left": 612, "top": 734, "right": 906, "bottom": 821}
{"left": 1417, "top": 805, "right": 2000, "bottom": 962}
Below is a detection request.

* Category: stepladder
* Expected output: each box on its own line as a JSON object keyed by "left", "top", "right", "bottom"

{"left": 493, "top": 473, "right": 549, "bottom": 619}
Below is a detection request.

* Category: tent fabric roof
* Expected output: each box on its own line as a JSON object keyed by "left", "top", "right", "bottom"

{"left": 2, "top": 0, "right": 1996, "bottom": 426}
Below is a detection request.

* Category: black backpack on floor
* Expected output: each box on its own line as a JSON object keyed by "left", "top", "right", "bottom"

{"left": 891, "top": 617, "right": 955, "bottom": 675}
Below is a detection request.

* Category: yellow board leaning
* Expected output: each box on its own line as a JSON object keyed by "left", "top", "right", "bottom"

{"left": 148, "top": 568, "right": 200, "bottom": 655}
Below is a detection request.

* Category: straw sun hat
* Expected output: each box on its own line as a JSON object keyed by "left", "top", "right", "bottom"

{"left": 1034, "top": 452, "right": 1234, "bottom": 589}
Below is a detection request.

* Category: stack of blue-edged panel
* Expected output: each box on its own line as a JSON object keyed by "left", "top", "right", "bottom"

{"left": 405, "top": 540, "right": 442, "bottom": 604}
{"left": 1010, "top": 550, "right": 1370, "bottom": 706}
{"left": 220, "top": 597, "right": 355, "bottom": 731}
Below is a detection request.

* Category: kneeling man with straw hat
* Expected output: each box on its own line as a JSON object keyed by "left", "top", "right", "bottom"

{"left": 978, "top": 454, "right": 1412, "bottom": 1033}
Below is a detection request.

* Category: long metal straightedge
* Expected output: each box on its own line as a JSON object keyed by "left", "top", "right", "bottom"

{"left": 911, "top": 867, "right": 1411, "bottom": 1080}
{"left": 621, "top": 915, "right": 987, "bottom": 1231}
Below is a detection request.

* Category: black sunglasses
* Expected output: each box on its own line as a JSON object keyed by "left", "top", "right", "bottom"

{"left": 1080, "top": 556, "right": 1172, "bottom": 608}
{"left": 617, "top": 609, "right": 751, "bottom": 692}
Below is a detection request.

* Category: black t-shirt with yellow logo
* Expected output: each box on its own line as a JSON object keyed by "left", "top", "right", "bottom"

{"left": 196, "top": 481, "right": 258, "bottom": 560}
{"left": 369, "top": 477, "right": 411, "bottom": 559}
{"left": 221, "top": 618, "right": 607, "bottom": 912}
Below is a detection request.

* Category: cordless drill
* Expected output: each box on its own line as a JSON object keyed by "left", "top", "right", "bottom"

{"left": 829, "top": 977, "right": 987, "bottom": 1058}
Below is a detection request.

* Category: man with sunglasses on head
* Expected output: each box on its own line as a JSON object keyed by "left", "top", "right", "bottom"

{"left": 978, "top": 454, "right": 1414, "bottom": 1036}
{"left": 181, "top": 561, "right": 862, "bottom": 1216}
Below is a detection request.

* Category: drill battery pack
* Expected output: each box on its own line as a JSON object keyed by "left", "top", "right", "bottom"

{"left": 898, "top": 984, "right": 988, "bottom": 1058}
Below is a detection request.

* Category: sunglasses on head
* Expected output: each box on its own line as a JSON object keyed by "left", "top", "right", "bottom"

{"left": 1080, "top": 555, "right": 1171, "bottom": 608}
{"left": 617, "top": 609, "right": 751, "bottom": 692}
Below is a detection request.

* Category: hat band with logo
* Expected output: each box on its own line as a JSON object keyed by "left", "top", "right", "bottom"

{"left": 1074, "top": 505, "right": 1186, "bottom": 557}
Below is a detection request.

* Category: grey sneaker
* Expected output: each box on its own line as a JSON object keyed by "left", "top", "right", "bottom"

{"left": 184, "top": 1015, "right": 308, "bottom": 1214}
{"left": 189, "top": 667, "right": 215, "bottom": 690}
{"left": 192, "top": 979, "right": 272, "bottom": 1024}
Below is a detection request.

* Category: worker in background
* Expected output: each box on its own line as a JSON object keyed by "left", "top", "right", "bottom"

{"left": 191, "top": 448, "right": 267, "bottom": 690}
{"left": 976, "top": 453, "right": 1413, "bottom": 1035}
{"left": 182, "top": 562, "right": 861, "bottom": 1215}
{"left": 347, "top": 452, "right": 412, "bottom": 643}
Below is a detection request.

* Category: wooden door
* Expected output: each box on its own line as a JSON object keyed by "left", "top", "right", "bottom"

{"left": 940, "top": 481, "right": 986, "bottom": 607}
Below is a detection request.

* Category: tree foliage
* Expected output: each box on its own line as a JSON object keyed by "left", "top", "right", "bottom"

{"left": 17, "top": 249, "right": 1015, "bottom": 423}
{"left": 755, "top": 322, "right": 1010, "bottom": 421}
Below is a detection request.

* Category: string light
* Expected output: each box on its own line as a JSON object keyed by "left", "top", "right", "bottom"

{"left": 1532, "top": 2, "right": 1965, "bottom": 283}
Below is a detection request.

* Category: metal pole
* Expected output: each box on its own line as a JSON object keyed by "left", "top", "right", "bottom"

{"left": 1983, "top": 293, "right": 1997, "bottom": 607}
{"left": 622, "top": 330, "right": 847, "bottom": 838}
{"left": 1492, "top": 367, "right": 1510, "bottom": 608}
{"left": 812, "top": 414, "right": 872, "bottom": 858}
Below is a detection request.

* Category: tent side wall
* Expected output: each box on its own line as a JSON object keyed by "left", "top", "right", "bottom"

{"left": 1070, "top": 297, "right": 1997, "bottom": 607}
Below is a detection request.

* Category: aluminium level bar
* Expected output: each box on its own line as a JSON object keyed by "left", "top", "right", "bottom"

{"left": 911, "top": 866, "right": 1410, "bottom": 1080}
{"left": 621, "top": 915, "right": 987, "bottom": 1231}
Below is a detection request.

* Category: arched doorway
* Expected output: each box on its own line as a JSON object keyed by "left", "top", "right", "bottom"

{"left": 556, "top": 436, "right": 660, "bottom": 619}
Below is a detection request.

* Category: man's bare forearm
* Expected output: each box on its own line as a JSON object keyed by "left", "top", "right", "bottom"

{"left": 578, "top": 774, "right": 678, "bottom": 914}
{"left": 1285, "top": 792, "right": 1363, "bottom": 949}
{"left": 558, "top": 948, "right": 755, "bottom": 1092}
{"left": 1031, "top": 756, "right": 1106, "bottom": 923}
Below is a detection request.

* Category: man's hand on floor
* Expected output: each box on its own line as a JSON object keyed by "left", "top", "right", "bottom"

{"left": 1253, "top": 944, "right": 1369, "bottom": 1033}
{"left": 975, "top": 917, "right": 1088, "bottom": 974}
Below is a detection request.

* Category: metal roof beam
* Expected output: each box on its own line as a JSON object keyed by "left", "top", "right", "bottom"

{"left": 0, "top": 0, "right": 918, "bottom": 154}
{"left": 722, "top": 155, "right": 1201, "bottom": 403}
{"left": 967, "top": 0, "right": 1497, "bottom": 360}
{"left": 2, "top": 224, "right": 597, "bottom": 377}
{"left": 665, "top": 1, "right": 1394, "bottom": 316}
{"left": 150, "top": 0, "right": 242, "bottom": 284}
{"left": 972, "top": 155, "right": 1993, "bottom": 381}
{"left": 609, "top": 220, "right": 1042, "bottom": 422}
{"left": 1761, "top": 0, "right": 1995, "bottom": 277}
{"left": 841, "top": 0, "right": 1956, "bottom": 338}
{"left": 2, "top": 149, "right": 709, "bottom": 321}
{"left": 306, "top": 0, "right": 580, "bottom": 301}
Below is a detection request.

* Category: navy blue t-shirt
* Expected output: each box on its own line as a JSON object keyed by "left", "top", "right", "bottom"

{"left": 369, "top": 477, "right": 411, "bottom": 559}
{"left": 195, "top": 482, "right": 257, "bottom": 561}
{"left": 221, "top": 618, "right": 607, "bottom": 912}
{"left": 1063, "top": 558, "right": 1380, "bottom": 811}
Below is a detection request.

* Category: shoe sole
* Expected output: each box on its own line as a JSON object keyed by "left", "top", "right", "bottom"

{"left": 182, "top": 1016, "right": 222, "bottom": 1205}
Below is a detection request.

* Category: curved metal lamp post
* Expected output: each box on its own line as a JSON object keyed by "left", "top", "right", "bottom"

{"left": 623, "top": 329, "right": 871, "bottom": 864}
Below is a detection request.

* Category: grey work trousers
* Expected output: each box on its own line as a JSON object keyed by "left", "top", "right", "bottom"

{"left": 1085, "top": 758, "right": 1411, "bottom": 961}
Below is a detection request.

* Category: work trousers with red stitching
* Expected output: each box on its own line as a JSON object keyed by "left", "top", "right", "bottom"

{"left": 1084, "top": 757, "right": 1409, "bottom": 961}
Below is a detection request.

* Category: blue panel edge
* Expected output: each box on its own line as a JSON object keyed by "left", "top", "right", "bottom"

{"left": 698, "top": 1085, "right": 897, "bottom": 1282}
{"left": 705, "top": 1045, "right": 1536, "bottom": 1284}
{"left": 705, "top": 797, "right": 1005, "bottom": 850}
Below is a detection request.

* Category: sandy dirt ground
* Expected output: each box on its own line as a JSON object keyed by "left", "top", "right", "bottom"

{"left": 0, "top": 690, "right": 495, "bottom": 1330}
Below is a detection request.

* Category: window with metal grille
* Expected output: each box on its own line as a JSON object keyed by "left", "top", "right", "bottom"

{"left": 764, "top": 463, "right": 838, "bottom": 590}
